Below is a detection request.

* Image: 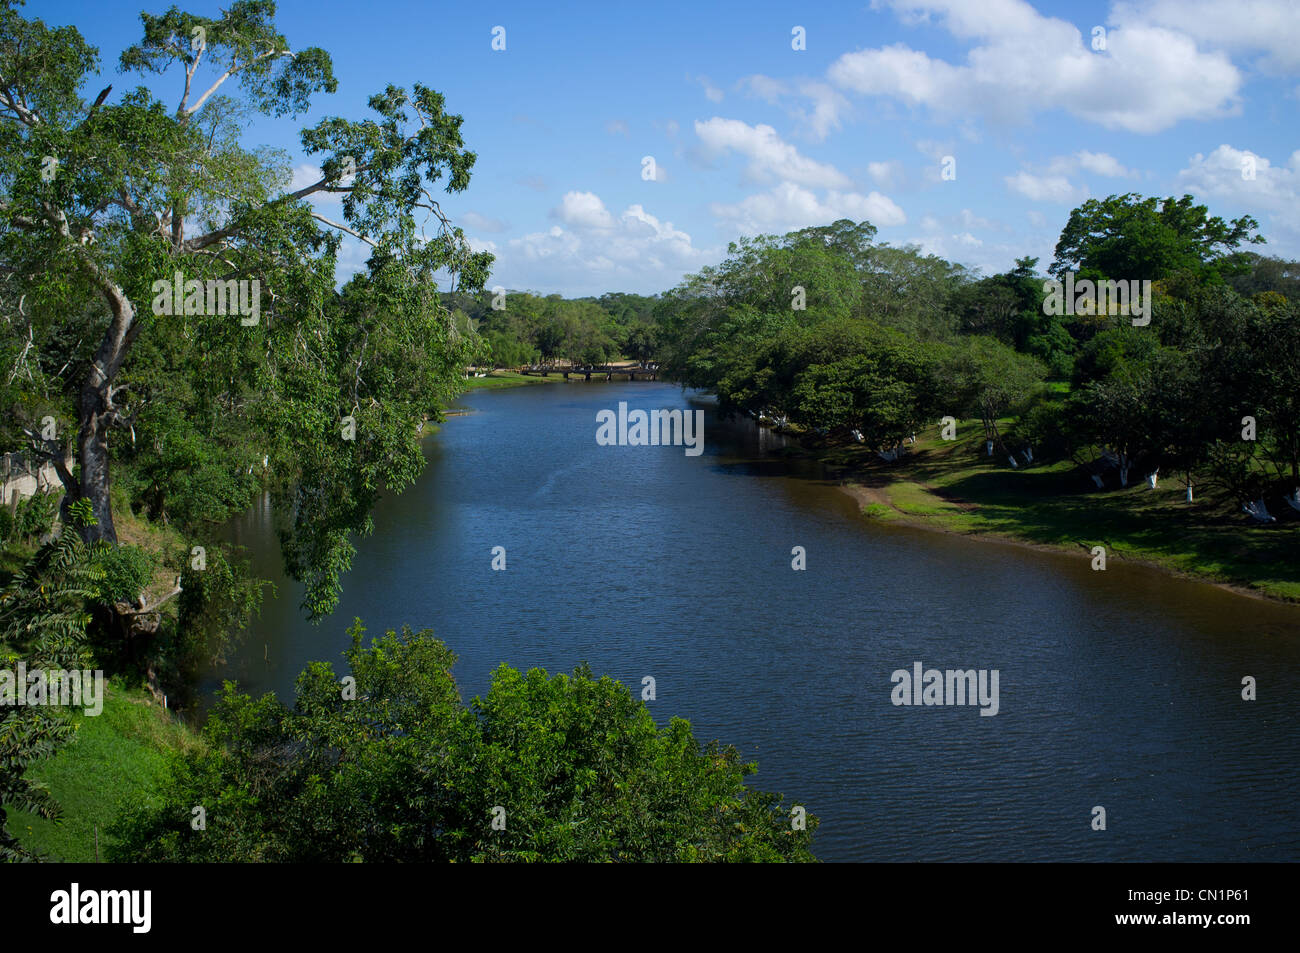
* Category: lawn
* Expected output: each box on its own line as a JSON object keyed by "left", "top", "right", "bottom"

{"left": 460, "top": 369, "right": 561, "bottom": 390}
{"left": 5, "top": 680, "right": 201, "bottom": 862}
{"left": 840, "top": 420, "right": 1300, "bottom": 601}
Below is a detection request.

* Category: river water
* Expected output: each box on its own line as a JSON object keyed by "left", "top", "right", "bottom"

{"left": 207, "top": 380, "right": 1300, "bottom": 862}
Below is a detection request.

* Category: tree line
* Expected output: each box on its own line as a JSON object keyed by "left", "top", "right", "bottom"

{"left": 653, "top": 200, "right": 1299, "bottom": 508}
{"left": 442, "top": 289, "right": 661, "bottom": 367}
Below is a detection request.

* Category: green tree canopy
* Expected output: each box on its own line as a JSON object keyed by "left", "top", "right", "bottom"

{"left": 1050, "top": 193, "right": 1264, "bottom": 285}
{"left": 110, "top": 621, "right": 819, "bottom": 862}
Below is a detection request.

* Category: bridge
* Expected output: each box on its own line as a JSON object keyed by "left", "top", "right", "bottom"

{"left": 515, "top": 362, "right": 660, "bottom": 381}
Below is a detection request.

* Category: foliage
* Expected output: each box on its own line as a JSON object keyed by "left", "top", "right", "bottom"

{"left": 0, "top": 499, "right": 99, "bottom": 860}
{"left": 0, "top": 0, "right": 490, "bottom": 624}
{"left": 110, "top": 621, "right": 819, "bottom": 862}
{"left": 1050, "top": 193, "right": 1264, "bottom": 286}
{"left": 92, "top": 543, "right": 155, "bottom": 606}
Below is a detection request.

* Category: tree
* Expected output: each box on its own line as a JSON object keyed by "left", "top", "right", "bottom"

{"left": 943, "top": 338, "right": 1047, "bottom": 454}
{"left": 789, "top": 325, "right": 944, "bottom": 451}
{"left": 623, "top": 323, "right": 658, "bottom": 363}
{"left": 110, "top": 621, "right": 819, "bottom": 862}
{"left": 0, "top": 1, "right": 491, "bottom": 617}
{"left": 1051, "top": 193, "right": 1264, "bottom": 285}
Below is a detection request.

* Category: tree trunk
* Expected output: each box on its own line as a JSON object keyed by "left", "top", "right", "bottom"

{"left": 75, "top": 376, "right": 117, "bottom": 543}
{"left": 59, "top": 278, "right": 136, "bottom": 545}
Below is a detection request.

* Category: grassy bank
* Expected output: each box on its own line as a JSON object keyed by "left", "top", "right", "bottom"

{"left": 826, "top": 420, "right": 1300, "bottom": 602}
{"left": 460, "top": 369, "right": 562, "bottom": 390}
{"left": 4, "top": 680, "right": 201, "bottom": 861}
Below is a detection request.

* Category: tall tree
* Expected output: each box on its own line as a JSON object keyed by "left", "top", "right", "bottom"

{"left": 0, "top": 0, "right": 490, "bottom": 616}
{"left": 1050, "top": 193, "right": 1264, "bottom": 285}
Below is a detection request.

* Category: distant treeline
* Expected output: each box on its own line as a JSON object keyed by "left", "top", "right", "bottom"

{"left": 441, "top": 290, "right": 662, "bottom": 366}
{"left": 475, "top": 194, "right": 1300, "bottom": 507}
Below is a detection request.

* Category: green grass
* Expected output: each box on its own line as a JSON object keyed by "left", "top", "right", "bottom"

{"left": 5, "top": 679, "right": 201, "bottom": 862}
{"left": 842, "top": 421, "right": 1300, "bottom": 602}
{"left": 460, "top": 370, "right": 561, "bottom": 390}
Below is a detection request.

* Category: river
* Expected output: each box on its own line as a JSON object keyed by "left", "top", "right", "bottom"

{"left": 206, "top": 380, "right": 1300, "bottom": 862}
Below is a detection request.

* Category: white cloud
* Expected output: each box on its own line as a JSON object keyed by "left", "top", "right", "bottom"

{"left": 1004, "top": 171, "right": 1088, "bottom": 203}
{"left": 740, "top": 75, "right": 851, "bottom": 141}
{"left": 1114, "top": 0, "right": 1300, "bottom": 72}
{"left": 551, "top": 191, "right": 615, "bottom": 229}
{"left": 1073, "top": 151, "right": 1136, "bottom": 178}
{"left": 494, "top": 196, "right": 714, "bottom": 295}
{"left": 867, "top": 160, "right": 906, "bottom": 189}
{"left": 958, "top": 208, "right": 998, "bottom": 230}
{"left": 694, "top": 118, "right": 852, "bottom": 188}
{"left": 711, "top": 181, "right": 906, "bottom": 234}
{"left": 829, "top": 0, "right": 1242, "bottom": 132}
{"left": 605, "top": 119, "right": 629, "bottom": 137}
{"left": 1177, "top": 144, "right": 1300, "bottom": 239}
{"left": 1040, "top": 151, "right": 1137, "bottom": 179}
{"left": 796, "top": 81, "right": 851, "bottom": 141}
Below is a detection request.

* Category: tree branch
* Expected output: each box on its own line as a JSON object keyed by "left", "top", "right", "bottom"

{"left": 183, "top": 46, "right": 284, "bottom": 118}
{"left": 310, "top": 212, "right": 377, "bottom": 247}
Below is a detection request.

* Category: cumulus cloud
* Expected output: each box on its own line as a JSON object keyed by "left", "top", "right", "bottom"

{"left": 1004, "top": 171, "right": 1088, "bottom": 203}
{"left": 495, "top": 197, "right": 714, "bottom": 295}
{"left": 828, "top": 0, "right": 1242, "bottom": 132}
{"left": 1114, "top": 0, "right": 1300, "bottom": 72}
{"left": 1003, "top": 151, "right": 1134, "bottom": 203}
{"left": 711, "top": 181, "right": 906, "bottom": 234}
{"left": 1177, "top": 144, "right": 1300, "bottom": 240}
{"left": 605, "top": 119, "right": 630, "bottom": 137}
{"left": 694, "top": 118, "right": 852, "bottom": 188}
{"left": 551, "top": 191, "right": 615, "bottom": 229}
{"left": 1072, "top": 151, "right": 1137, "bottom": 178}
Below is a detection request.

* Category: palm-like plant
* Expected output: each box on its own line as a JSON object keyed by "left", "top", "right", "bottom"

{"left": 0, "top": 499, "right": 102, "bottom": 861}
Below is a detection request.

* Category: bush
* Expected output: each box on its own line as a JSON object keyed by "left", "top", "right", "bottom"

{"left": 95, "top": 544, "right": 156, "bottom": 606}
{"left": 6, "top": 491, "right": 59, "bottom": 543}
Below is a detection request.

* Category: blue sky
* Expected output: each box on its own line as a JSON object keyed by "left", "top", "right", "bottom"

{"left": 33, "top": 0, "right": 1300, "bottom": 296}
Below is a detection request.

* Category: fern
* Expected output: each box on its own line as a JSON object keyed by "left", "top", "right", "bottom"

{"left": 0, "top": 503, "right": 101, "bottom": 861}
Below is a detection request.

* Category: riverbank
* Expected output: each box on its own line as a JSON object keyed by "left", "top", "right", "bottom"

{"left": 460, "top": 369, "right": 562, "bottom": 390}
{"left": 4, "top": 679, "right": 200, "bottom": 861}
{"left": 813, "top": 420, "right": 1300, "bottom": 604}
